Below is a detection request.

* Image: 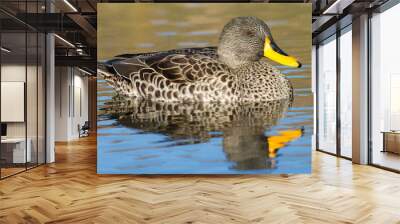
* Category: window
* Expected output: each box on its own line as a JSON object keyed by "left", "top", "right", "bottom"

{"left": 0, "top": 2, "right": 46, "bottom": 179}
{"left": 370, "top": 3, "right": 400, "bottom": 171}
{"left": 339, "top": 26, "right": 352, "bottom": 158}
{"left": 317, "top": 35, "right": 337, "bottom": 154}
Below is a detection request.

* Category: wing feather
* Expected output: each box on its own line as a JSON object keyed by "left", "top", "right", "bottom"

{"left": 112, "top": 52, "right": 229, "bottom": 84}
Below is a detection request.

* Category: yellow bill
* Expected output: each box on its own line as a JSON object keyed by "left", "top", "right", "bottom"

{"left": 263, "top": 38, "right": 301, "bottom": 68}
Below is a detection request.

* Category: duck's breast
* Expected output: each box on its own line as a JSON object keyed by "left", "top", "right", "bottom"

{"left": 235, "top": 61, "right": 293, "bottom": 101}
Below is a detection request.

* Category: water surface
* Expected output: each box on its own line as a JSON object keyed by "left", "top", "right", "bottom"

{"left": 97, "top": 3, "right": 312, "bottom": 174}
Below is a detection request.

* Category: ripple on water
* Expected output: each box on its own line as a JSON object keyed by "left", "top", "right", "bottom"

{"left": 150, "top": 19, "right": 168, "bottom": 25}
{"left": 186, "top": 30, "right": 219, "bottom": 36}
{"left": 156, "top": 31, "right": 177, "bottom": 37}
{"left": 177, "top": 42, "right": 210, "bottom": 48}
{"left": 136, "top": 43, "right": 155, "bottom": 48}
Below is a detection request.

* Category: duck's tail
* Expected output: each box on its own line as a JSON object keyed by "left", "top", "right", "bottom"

{"left": 97, "top": 59, "right": 136, "bottom": 97}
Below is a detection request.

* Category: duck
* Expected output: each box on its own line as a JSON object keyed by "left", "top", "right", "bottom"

{"left": 98, "top": 16, "right": 302, "bottom": 102}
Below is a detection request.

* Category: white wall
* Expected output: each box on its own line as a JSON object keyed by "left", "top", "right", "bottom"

{"left": 55, "top": 66, "right": 70, "bottom": 141}
{"left": 71, "top": 72, "right": 89, "bottom": 138}
{"left": 1, "top": 64, "right": 26, "bottom": 81}
{"left": 54, "top": 67, "right": 89, "bottom": 141}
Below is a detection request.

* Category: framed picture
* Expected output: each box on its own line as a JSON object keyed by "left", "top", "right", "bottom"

{"left": 97, "top": 3, "right": 312, "bottom": 174}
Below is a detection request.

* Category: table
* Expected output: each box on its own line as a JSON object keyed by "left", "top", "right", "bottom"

{"left": 382, "top": 131, "right": 400, "bottom": 155}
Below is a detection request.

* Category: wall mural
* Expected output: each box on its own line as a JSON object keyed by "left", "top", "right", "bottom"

{"left": 97, "top": 3, "right": 312, "bottom": 174}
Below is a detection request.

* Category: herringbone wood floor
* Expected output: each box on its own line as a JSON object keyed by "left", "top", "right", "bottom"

{"left": 1, "top": 135, "right": 400, "bottom": 224}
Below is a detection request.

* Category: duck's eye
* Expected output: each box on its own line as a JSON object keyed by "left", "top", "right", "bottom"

{"left": 244, "top": 30, "right": 255, "bottom": 37}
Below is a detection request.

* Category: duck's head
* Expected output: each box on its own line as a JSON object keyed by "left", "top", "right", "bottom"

{"left": 217, "top": 16, "right": 301, "bottom": 69}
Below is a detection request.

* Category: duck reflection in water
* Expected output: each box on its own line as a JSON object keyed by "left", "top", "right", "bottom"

{"left": 102, "top": 96, "right": 304, "bottom": 170}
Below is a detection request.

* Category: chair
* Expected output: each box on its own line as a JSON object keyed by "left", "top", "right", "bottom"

{"left": 78, "top": 121, "right": 90, "bottom": 138}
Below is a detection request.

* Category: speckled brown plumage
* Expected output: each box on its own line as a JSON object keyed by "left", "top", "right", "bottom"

{"left": 97, "top": 17, "right": 294, "bottom": 102}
